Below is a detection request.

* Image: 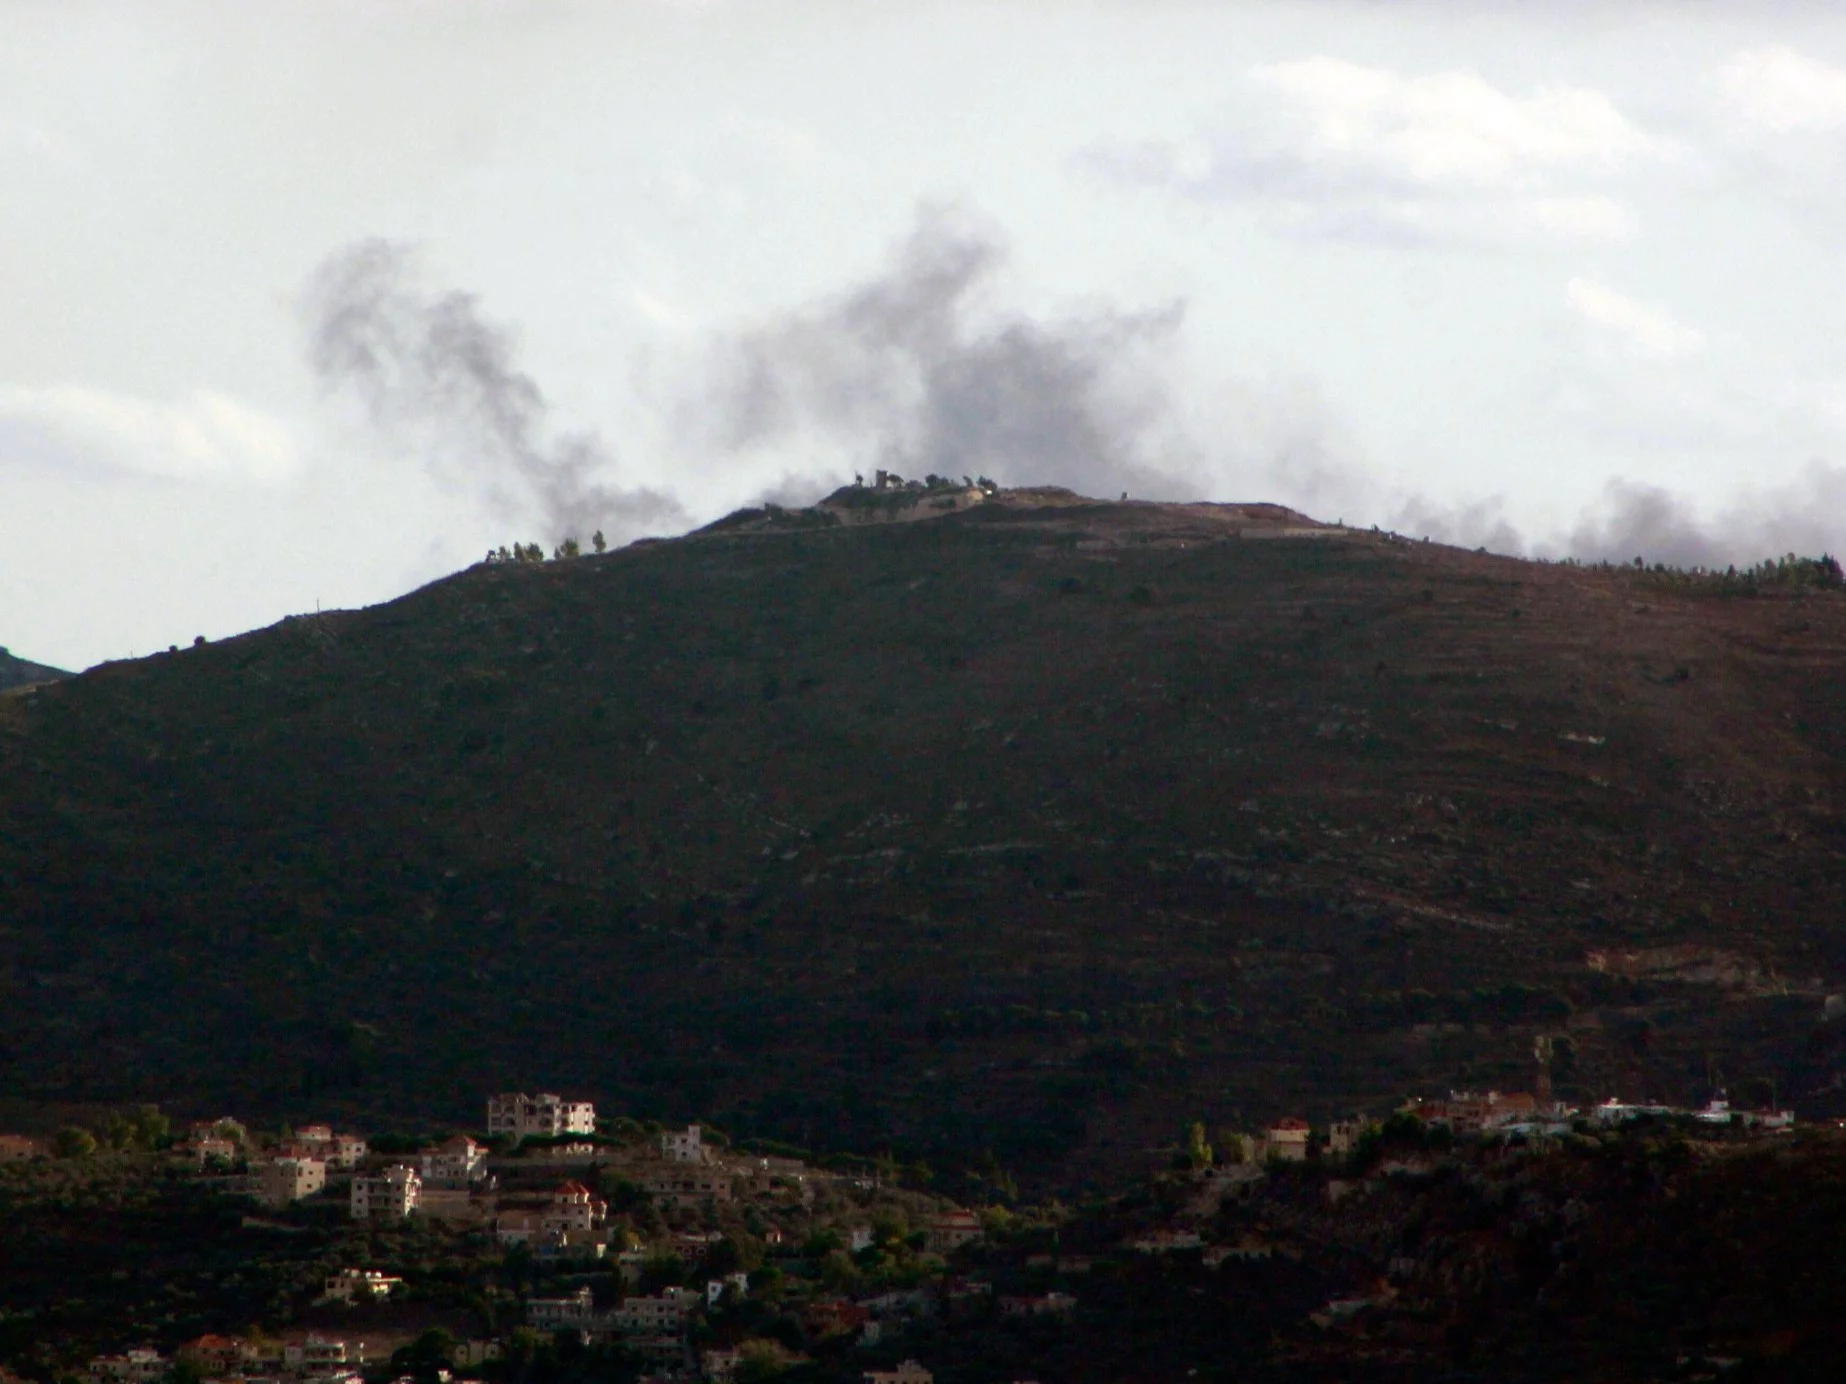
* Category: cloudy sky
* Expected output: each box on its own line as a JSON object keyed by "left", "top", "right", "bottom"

{"left": 9, "top": 1, "right": 1846, "bottom": 668}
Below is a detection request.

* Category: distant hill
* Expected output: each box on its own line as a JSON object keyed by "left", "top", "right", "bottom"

{"left": 3, "top": 486, "right": 1846, "bottom": 1188}
{"left": 0, "top": 646, "right": 68, "bottom": 692}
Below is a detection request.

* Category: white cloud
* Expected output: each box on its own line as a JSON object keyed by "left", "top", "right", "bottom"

{"left": 1517, "top": 195, "right": 1634, "bottom": 240}
{"left": 1566, "top": 278, "right": 1705, "bottom": 356}
{"left": 1721, "top": 46, "right": 1846, "bottom": 132}
{"left": 1090, "top": 58, "right": 1659, "bottom": 245}
{"left": 0, "top": 385, "right": 299, "bottom": 482}
{"left": 1253, "top": 58, "right": 1658, "bottom": 185}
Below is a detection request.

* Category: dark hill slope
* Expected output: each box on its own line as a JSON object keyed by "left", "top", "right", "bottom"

{"left": 4, "top": 492, "right": 1846, "bottom": 1183}
{"left": 0, "top": 646, "right": 68, "bottom": 692}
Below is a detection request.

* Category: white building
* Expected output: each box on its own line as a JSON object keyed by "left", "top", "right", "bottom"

{"left": 641, "top": 1165, "right": 733, "bottom": 1208}
{"left": 1326, "top": 1119, "right": 1366, "bottom": 1156}
{"left": 282, "top": 1337, "right": 363, "bottom": 1372}
{"left": 706, "top": 1272, "right": 750, "bottom": 1306}
{"left": 1258, "top": 1118, "right": 1312, "bottom": 1162}
{"left": 660, "top": 1124, "right": 706, "bottom": 1163}
{"left": 420, "top": 1135, "right": 488, "bottom": 1187}
{"left": 190, "top": 1135, "right": 238, "bottom": 1166}
{"left": 86, "top": 1349, "right": 170, "bottom": 1384}
{"left": 545, "top": 1181, "right": 607, "bottom": 1233}
{"left": 528, "top": 1287, "right": 598, "bottom": 1331}
{"left": 256, "top": 1157, "right": 327, "bottom": 1207}
{"left": 350, "top": 1165, "right": 420, "bottom": 1220}
{"left": 321, "top": 1269, "right": 404, "bottom": 1303}
{"left": 287, "top": 1126, "right": 368, "bottom": 1169}
{"left": 612, "top": 1287, "right": 695, "bottom": 1335}
{"left": 487, "top": 1093, "right": 596, "bottom": 1139}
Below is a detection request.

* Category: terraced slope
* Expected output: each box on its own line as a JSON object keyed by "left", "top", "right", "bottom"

{"left": 3, "top": 490, "right": 1845, "bottom": 1186}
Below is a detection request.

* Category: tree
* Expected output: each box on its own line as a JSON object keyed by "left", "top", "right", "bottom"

{"left": 592, "top": 530, "right": 607, "bottom": 553}
{"left": 390, "top": 1328, "right": 457, "bottom": 1384}
{"left": 1185, "top": 1120, "right": 1213, "bottom": 1169}
{"left": 735, "top": 1341, "right": 795, "bottom": 1384}
{"left": 555, "top": 537, "right": 581, "bottom": 560}
{"left": 54, "top": 1126, "right": 97, "bottom": 1159}
{"left": 133, "top": 1105, "right": 171, "bottom": 1149}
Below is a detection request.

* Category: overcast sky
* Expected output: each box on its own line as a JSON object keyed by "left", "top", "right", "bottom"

{"left": 10, "top": 1, "right": 1846, "bottom": 668}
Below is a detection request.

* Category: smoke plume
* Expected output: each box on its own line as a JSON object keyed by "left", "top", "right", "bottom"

{"left": 683, "top": 207, "right": 1200, "bottom": 501}
{"left": 303, "top": 239, "right": 682, "bottom": 543}
{"left": 1388, "top": 464, "right": 1846, "bottom": 570}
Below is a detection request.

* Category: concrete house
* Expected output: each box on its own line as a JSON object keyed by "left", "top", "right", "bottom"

{"left": 487, "top": 1093, "right": 596, "bottom": 1139}
{"left": 256, "top": 1156, "right": 327, "bottom": 1207}
{"left": 1259, "top": 1118, "right": 1312, "bottom": 1162}
{"left": 660, "top": 1124, "right": 707, "bottom": 1163}
{"left": 282, "top": 1126, "right": 368, "bottom": 1169}
{"left": 85, "top": 1349, "right": 170, "bottom": 1384}
{"left": 923, "top": 1210, "right": 983, "bottom": 1253}
{"left": 545, "top": 1181, "right": 608, "bottom": 1233}
{"left": 420, "top": 1135, "right": 488, "bottom": 1187}
{"left": 612, "top": 1287, "right": 695, "bottom": 1335}
{"left": 1326, "top": 1119, "right": 1366, "bottom": 1156}
{"left": 527, "top": 1287, "right": 598, "bottom": 1331}
{"left": 641, "top": 1165, "right": 733, "bottom": 1208}
{"left": 282, "top": 1336, "right": 363, "bottom": 1372}
{"left": 350, "top": 1165, "right": 420, "bottom": 1220}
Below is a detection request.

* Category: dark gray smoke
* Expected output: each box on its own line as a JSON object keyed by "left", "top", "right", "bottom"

{"left": 687, "top": 207, "right": 1198, "bottom": 500}
{"left": 1392, "top": 465, "right": 1846, "bottom": 569}
{"left": 304, "top": 239, "right": 682, "bottom": 542}
{"left": 1559, "top": 467, "right": 1846, "bottom": 567}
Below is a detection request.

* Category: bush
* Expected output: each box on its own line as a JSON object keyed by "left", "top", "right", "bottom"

{"left": 54, "top": 1127, "right": 97, "bottom": 1159}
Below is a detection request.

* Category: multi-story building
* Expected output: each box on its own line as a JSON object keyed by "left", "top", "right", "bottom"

{"left": 612, "top": 1287, "right": 695, "bottom": 1335}
{"left": 420, "top": 1135, "right": 487, "bottom": 1187}
{"left": 349, "top": 1165, "right": 420, "bottom": 1220}
{"left": 1326, "top": 1119, "right": 1366, "bottom": 1156}
{"left": 641, "top": 1165, "right": 733, "bottom": 1208}
{"left": 545, "top": 1181, "right": 607, "bottom": 1233}
{"left": 527, "top": 1287, "right": 598, "bottom": 1332}
{"left": 281, "top": 1337, "right": 363, "bottom": 1372}
{"left": 256, "top": 1157, "right": 326, "bottom": 1208}
{"left": 660, "top": 1124, "right": 706, "bottom": 1163}
{"left": 86, "top": 1349, "right": 170, "bottom": 1384}
{"left": 487, "top": 1093, "right": 596, "bottom": 1140}
{"left": 176, "top": 1336, "right": 245, "bottom": 1377}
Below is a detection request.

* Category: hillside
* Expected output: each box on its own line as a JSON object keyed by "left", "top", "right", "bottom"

{"left": 4, "top": 487, "right": 1846, "bottom": 1187}
{"left": 0, "top": 645, "right": 68, "bottom": 692}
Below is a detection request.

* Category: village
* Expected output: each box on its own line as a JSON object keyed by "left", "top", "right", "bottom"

{"left": 0, "top": 1083, "right": 1805, "bottom": 1384}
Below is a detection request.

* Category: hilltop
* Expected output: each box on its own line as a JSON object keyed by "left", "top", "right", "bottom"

{"left": 4, "top": 485, "right": 1846, "bottom": 1187}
